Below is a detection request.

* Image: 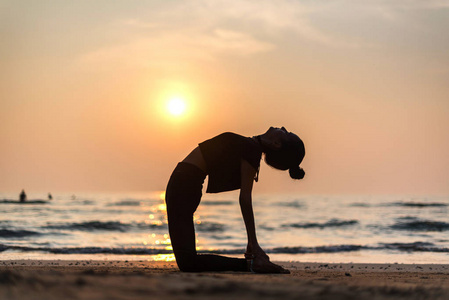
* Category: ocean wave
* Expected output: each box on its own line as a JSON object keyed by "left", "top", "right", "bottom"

{"left": 0, "top": 199, "right": 49, "bottom": 204}
{"left": 107, "top": 200, "right": 142, "bottom": 207}
{"left": 201, "top": 200, "right": 234, "bottom": 206}
{"left": 43, "top": 221, "right": 166, "bottom": 232}
{"left": 283, "top": 219, "right": 358, "bottom": 229}
{"left": 390, "top": 219, "right": 449, "bottom": 231}
{"left": 44, "top": 221, "right": 131, "bottom": 232}
{"left": 380, "top": 242, "right": 442, "bottom": 252}
{"left": 270, "top": 245, "right": 364, "bottom": 254}
{"left": 0, "top": 244, "right": 173, "bottom": 255}
{"left": 388, "top": 202, "right": 448, "bottom": 208}
{"left": 349, "top": 203, "right": 371, "bottom": 207}
{"left": 0, "top": 244, "right": 363, "bottom": 255}
{"left": 0, "top": 229, "right": 41, "bottom": 238}
{"left": 2, "top": 242, "right": 447, "bottom": 255}
{"left": 208, "top": 235, "right": 235, "bottom": 240}
{"left": 196, "top": 222, "right": 226, "bottom": 232}
{"left": 276, "top": 200, "right": 304, "bottom": 208}
{"left": 259, "top": 224, "right": 276, "bottom": 231}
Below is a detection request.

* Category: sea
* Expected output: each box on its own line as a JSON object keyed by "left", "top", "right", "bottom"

{"left": 1, "top": 191, "right": 448, "bottom": 264}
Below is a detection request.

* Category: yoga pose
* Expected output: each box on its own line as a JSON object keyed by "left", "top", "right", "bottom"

{"left": 165, "top": 127, "right": 305, "bottom": 273}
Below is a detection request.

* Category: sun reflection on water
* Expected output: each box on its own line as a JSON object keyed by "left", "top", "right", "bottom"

{"left": 152, "top": 254, "right": 176, "bottom": 262}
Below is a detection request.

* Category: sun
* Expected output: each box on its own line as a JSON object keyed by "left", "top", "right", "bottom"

{"left": 166, "top": 98, "right": 187, "bottom": 116}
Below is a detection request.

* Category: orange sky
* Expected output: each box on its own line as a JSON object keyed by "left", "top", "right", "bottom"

{"left": 1, "top": 1, "right": 449, "bottom": 195}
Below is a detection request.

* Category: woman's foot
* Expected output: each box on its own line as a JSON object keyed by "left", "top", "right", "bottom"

{"left": 248, "top": 257, "right": 290, "bottom": 274}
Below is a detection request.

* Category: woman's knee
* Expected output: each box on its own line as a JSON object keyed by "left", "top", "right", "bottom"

{"left": 174, "top": 251, "right": 198, "bottom": 272}
{"left": 177, "top": 261, "right": 197, "bottom": 272}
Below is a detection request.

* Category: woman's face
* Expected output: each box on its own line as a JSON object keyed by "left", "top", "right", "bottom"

{"left": 264, "top": 126, "right": 291, "bottom": 150}
{"left": 266, "top": 126, "right": 289, "bottom": 140}
{"left": 263, "top": 126, "right": 304, "bottom": 169}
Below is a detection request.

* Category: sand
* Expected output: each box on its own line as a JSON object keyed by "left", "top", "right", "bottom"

{"left": 1, "top": 260, "right": 449, "bottom": 300}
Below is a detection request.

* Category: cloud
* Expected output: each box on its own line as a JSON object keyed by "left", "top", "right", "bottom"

{"left": 80, "top": 0, "right": 370, "bottom": 69}
{"left": 80, "top": 0, "right": 449, "bottom": 69}
{"left": 380, "top": 0, "right": 449, "bottom": 9}
{"left": 324, "top": 0, "right": 449, "bottom": 10}
{"left": 120, "top": 19, "right": 159, "bottom": 29}
{"left": 80, "top": 25, "right": 274, "bottom": 69}
{"left": 200, "top": 29, "right": 275, "bottom": 55}
{"left": 194, "top": 0, "right": 364, "bottom": 48}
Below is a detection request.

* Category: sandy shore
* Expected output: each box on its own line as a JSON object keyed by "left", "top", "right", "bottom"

{"left": 1, "top": 260, "right": 449, "bottom": 299}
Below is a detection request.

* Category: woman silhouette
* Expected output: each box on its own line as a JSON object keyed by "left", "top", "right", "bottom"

{"left": 165, "top": 127, "right": 305, "bottom": 273}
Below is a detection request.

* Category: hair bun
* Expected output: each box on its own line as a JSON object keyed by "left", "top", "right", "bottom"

{"left": 289, "top": 166, "right": 305, "bottom": 180}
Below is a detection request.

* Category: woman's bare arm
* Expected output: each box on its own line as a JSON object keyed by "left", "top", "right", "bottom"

{"left": 239, "top": 159, "right": 268, "bottom": 259}
{"left": 239, "top": 159, "right": 290, "bottom": 274}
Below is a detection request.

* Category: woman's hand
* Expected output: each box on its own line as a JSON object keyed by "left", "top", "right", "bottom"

{"left": 251, "top": 256, "right": 290, "bottom": 274}
{"left": 245, "top": 243, "right": 290, "bottom": 274}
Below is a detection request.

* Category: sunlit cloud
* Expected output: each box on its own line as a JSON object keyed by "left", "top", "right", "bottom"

{"left": 80, "top": 26, "right": 274, "bottom": 69}
{"left": 82, "top": 0, "right": 449, "bottom": 70}
{"left": 81, "top": 0, "right": 382, "bottom": 69}
{"left": 201, "top": 29, "right": 275, "bottom": 55}
{"left": 194, "top": 0, "right": 365, "bottom": 48}
{"left": 194, "top": 0, "right": 449, "bottom": 47}
{"left": 120, "top": 18, "right": 159, "bottom": 29}
{"left": 374, "top": 0, "right": 449, "bottom": 9}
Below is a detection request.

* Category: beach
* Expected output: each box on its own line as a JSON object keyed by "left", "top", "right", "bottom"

{"left": 2, "top": 193, "right": 448, "bottom": 299}
{"left": 1, "top": 260, "right": 448, "bottom": 300}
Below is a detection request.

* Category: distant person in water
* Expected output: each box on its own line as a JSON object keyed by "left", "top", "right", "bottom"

{"left": 48, "top": 193, "right": 53, "bottom": 200}
{"left": 19, "top": 189, "right": 27, "bottom": 202}
{"left": 165, "top": 127, "right": 305, "bottom": 273}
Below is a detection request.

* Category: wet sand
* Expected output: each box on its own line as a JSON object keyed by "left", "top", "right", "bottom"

{"left": 1, "top": 260, "right": 449, "bottom": 299}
